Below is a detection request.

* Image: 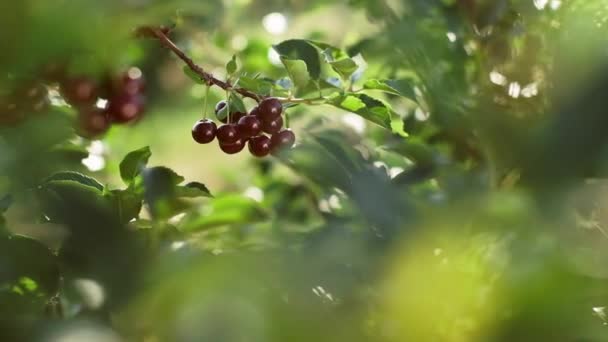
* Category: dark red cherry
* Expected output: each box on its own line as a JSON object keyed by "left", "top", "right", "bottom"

{"left": 219, "top": 138, "right": 246, "bottom": 154}
{"left": 271, "top": 129, "right": 296, "bottom": 152}
{"left": 257, "top": 98, "right": 282, "bottom": 122}
{"left": 261, "top": 115, "right": 283, "bottom": 134}
{"left": 192, "top": 119, "right": 217, "bottom": 144}
{"left": 77, "top": 108, "right": 110, "bottom": 138}
{"left": 108, "top": 94, "right": 145, "bottom": 123}
{"left": 61, "top": 76, "right": 98, "bottom": 106}
{"left": 248, "top": 135, "right": 271, "bottom": 157}
{"left": 237, "top": 115, "right": 262, "bottom": 138}
{"left": 216, "top": 124, "right": 239, "bottom": 144}
{"left": 118, "top": 68, "right": 145, "bottom": 96}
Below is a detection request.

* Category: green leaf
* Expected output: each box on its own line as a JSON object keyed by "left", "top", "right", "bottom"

{"left": 119, "top": 146, "right": 152, "bottom": 186}
{"left": 105, "top": 189, "right": 143, "bottom": 224}
{"left": 330, "top": 58, "right": 358, "bottom": 80}
{"left": 142, "top": 166, "right": 186, "bottom": 219}
{"left": 176, "top": 182, "right": 212, "bottom": 198}
{"left": 226, "top": 55, "right": 238, "bottom": 75}
{"left": 328, "top": 93, "right": 393, "bottom": 129}
{"left": 229, "top": 93, "right": 247, "bottom": 113}
{"left": 273, "top": 39, "right": 322, "bottom": 80}
{"left": 37, "top": 180, "right": 108, "bottom": 224}
{"left": 280, "top": 58, "right": 311, "bottom": 89}
{"left": 238, "top": 76, "right": 273, "bottom": 95}
{"left": 308, "top": 41, "right": 350, "bottom": 61}
{"left": 180, "top": 194, "right": 268, "bottom": 232}
{"left": 0, "top": 194, "right": 12, "bottom": 214}
{"left": 363, "top": 79, "right": 418, "bottom": 101}
{"left": 182, "top": 66, "right": 205, "bottom": 84}
{"left": 0, "top": 235, "right": 60, "bottom": 296}
{"left": 44, "top": 171, "right": 104, "bottom": 191}
{"left": 391, "top": 117, "right": 409, "bottom": 137}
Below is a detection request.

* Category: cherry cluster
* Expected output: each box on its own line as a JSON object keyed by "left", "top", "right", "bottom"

{"left": 57, "top": 67, "right": 146, "bottom": 138}
{"left": 0, "top": 66, "right": 147, "bottom": 139}
{"left": 192, "top": 97, "right": 296, "bottom": 157}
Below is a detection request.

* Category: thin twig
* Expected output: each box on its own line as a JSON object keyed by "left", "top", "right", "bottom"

{"left": 143, "top": 26, "right": 262, "bottom": 102}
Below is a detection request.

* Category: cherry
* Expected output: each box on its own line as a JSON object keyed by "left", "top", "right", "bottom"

{"left": 237, "top": 115, "right": 262, "bottom": 138}
{"left": 271, "top": 129, "right": 296, "bottom": 152}
{"left": 249, "top": 107, "right": 260, "bottom": 117}
{"left": 192, "top": 119, "right": 217, "bottom": 144}
{"left": 257, "top": 98, "right": 282, "bottom": 122}
{"left": 219, "top": 111, "right": 245, "bottom": 124}
{"left": 216, "top": 124, "right": 239, "bottom": 144}
{"left": 107, "top": 94, "right": 145, "bottom": 123}
{"left": 77, "top": 108, "right": 110, "bottom": 138}
{"left": 119, "top": 68, "right": 145, "bottom": 96}
{"left": 248, "top": 135, "right": 271, "bottom": 157}
{"left": 215, "top": 100, "right": 227, "bottom": 115}
{"left": 261, "top": 115, "right": 283, "bottom": 134}
{"left": 219, "top": 138, "right": 246, "bottom": 154}
{"left": 60, "top": 76, "right": 98, "bottom": 106}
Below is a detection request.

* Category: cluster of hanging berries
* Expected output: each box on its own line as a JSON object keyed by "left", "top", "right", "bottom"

{"left": 57, "top": 67, "right": 146, "bottom": 138}
{"left": 192, "top": 97, "right": 295, "bottom": 157}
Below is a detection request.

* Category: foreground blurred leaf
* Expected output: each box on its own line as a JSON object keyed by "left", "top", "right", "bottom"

{"left": 44, "top": 171, "right": 103, "bottom": 191}
{"left": 120, "top": 146, "right": 152, "bottom": 186}
{"left": 176, "top": 182, "right": 212, "bottom": 198}
{"left": 0, "top": 235, "right": 59, "bottom": 296}
{"left": 180, "top": 194, "right": 268, "bottom": 232}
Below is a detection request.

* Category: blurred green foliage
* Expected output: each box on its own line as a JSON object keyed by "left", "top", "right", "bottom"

{"left": 3, "top": 0, "right": 608, "bottom": 341}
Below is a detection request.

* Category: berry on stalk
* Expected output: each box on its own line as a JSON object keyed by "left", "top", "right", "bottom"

{"left": 248, "top": 135, "right": 271, "bottom": 157}
{"left": 219, "top": 138, "right": 246, "bottom": 154}
{"left": 261, "top": 116, "right": 283, "bottom": 134}
{"left": 61, "top": 76, "right": 98, "bottom": 106}
{"left": 192, "top": 119, "right": 217, "bottom": 144}
{"left": 257, "top": 98, "right": 282, "bottom": 122}
{"left": 108, "top": 94, "right": 145, "bottom": 123}
{"left": 77, "top": 108, "right": 110, "bottom": 138}
{"left": 216, "top": 124, "right": 239, "bottom": 144}
{"left": 237, "top": 115, "right": 262, "bottom": 138}
{"left": 270, "top": 129, "right": 296, "bottom": 152}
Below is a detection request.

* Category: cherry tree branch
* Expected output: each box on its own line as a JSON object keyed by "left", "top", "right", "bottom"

{"left": 140, "top": 26, "right": 261, "bottom": 102}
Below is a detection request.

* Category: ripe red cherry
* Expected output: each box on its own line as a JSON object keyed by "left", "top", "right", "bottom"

{"left": 61, "top": 76, "right": 98, "bottom": 106}
{"left": 237, "top": 115, "right": 262, "bottom": 138}
{"left": 192, "top": 119, "right": 217, "bottom": 144}
{"left": 219, "top": 138, "right": 246, "bottom": 154}
{"left": 119, "top": 68, "right": 145, "bottom": 95}
{"left": 108, "top": 94, "right": 145, "bottom": 123}
{"left": 216, "top": 124, "right": 239, "bottom": 144}
{"left": 271, "top": 129, "right": 296, "bottom": 152}
{"left": 77, "top": 108, "right": 110, "bottom": 138}
{"left": 257, "top": 98, "right": 282, "bottom": 122}
{"left": 261, "top": 115, "right": 283, "bottom": 134}
{"left": 248, "top": 135, "right": 271, "bottom": 157}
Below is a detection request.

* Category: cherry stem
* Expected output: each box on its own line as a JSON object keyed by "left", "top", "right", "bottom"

{"left": 143, "top": 26, "right": 261, "bottom": 103}
{"left": 202, "top": 85, "right": 210, "bottom": 119}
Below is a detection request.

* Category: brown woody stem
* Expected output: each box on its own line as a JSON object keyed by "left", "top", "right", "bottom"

{"left": 143, "top": 26, "right": 262, "bottom": 102}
